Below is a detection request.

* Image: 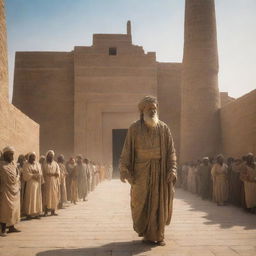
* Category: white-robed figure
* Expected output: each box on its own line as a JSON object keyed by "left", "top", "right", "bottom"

{"left": 0, "top": 146, "right": 21, "bottom": 236}
{"left": 42, "top": 150, "right": 60, "bottom": 216}
{"left": 22, "top": 152, "right": 44, "bottom": 219}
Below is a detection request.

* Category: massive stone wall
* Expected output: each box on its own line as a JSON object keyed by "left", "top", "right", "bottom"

{"left": 180, "top": 0, "right": 221, "bottom": 163}
{"left": 0, "top": 0, "right": 8, "bottom": 98}
{"left": 0, "top": 95, "right": 40, "bottom": 158}
{"left": 220, "top": 90, "right": 256, "bottom": 157}
{"left": 13, "top": 52, "right": 74, "bottom": 157}
{"left": 74, "top": 34, "right": 157, "bottom": 163}
{"left": 157, "top": 63, "right": 182, "bottom": 157}
{"left": 0, "top": 0, "right": 40, "bottom": 158}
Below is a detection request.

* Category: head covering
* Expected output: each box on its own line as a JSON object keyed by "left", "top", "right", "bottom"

{"left": 3, "top": 146, "right": 15, "bottom": 153}
{"left": 138, "top": 96, "right": 158, "bottom": 113}
{"left": 202, "top": 157, "right": 209, "bottom": 161}
{"left": 46, "top": 150, "right": 55, "bottom": 157}
{"left": 28, "top": 152, "right": 36, "bottom": 159}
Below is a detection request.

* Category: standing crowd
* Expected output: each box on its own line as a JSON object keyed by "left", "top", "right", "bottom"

{"left": 0, "top": 146, "right": 113, "bottom": 237}
{"left": 178, "top": 153, "right": 256, "bottom": 214}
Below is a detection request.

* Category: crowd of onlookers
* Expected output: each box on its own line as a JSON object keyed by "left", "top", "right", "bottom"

{"left": 0, "top": 146, "right": 112, "bottom": 237}
{"left": 177, "top": 153, "right": 256, "bottom": 214}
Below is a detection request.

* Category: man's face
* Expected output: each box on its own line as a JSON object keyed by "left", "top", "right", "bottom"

{"left": 247, "top": 155, "right": 254, "bottom": 165}
{"left": 143, "top": 103, "right": 157, "bottom": 118}
{"left": 46, "top": 152, "right": 54, "bottom": 162}
{"left": 29, "top": 154, "right": 36, "bottom": 164}
{"left": 77, "top": 157, "right": 82, "bottom": 165}
{"left": 217, "top": 156, "right": 224, "bottom": 164}
{"left": 4, "top": 151, "right": 14, "bottom": 163}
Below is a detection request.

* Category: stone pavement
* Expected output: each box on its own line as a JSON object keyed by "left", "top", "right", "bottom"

{"left": 0, "top": 180, "right": 255, "bottom": 256}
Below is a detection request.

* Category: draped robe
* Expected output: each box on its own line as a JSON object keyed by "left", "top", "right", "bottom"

{"left": 76, "top": 163, "right": 89, "bottom": 200}
{"left": 120, "top": 120, "right": 177, "bottom": 242}
{"left": 211, "top": 163, "right": 229, "bottom": 204}
{"left": 22, "top": 161, "right": 43, "bottom": 216}
{"left": 198, "top": 164, "right": 211, "bottom": 199}
{"left": 0, "top": 161, "right": 20, "bottom": 226}
{"left": 58, "top": 163, "right": 68, "bottom": 204}
{"left": 240, "top": 164, "right": 256, "bottom": 208}
{"left": 42, "top": 161, "right": 60, "bottom": 210}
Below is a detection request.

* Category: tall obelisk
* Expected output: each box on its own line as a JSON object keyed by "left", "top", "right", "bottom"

{"left": 180, "top": 0, "right": 221, "bottom": 163}
{"left": 0, "top": 0, "right": 9, "bottom": 99}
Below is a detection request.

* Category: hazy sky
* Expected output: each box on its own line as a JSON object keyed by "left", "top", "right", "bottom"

{"left": 5, "top": 0, "right": 256, "bottom": 100}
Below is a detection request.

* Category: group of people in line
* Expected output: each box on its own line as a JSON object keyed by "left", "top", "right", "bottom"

{"left": 0, "top": 146, "right": 113, "bottom": 237}
{"left": 177, "top": 153, "right": 256, "bottom": 213}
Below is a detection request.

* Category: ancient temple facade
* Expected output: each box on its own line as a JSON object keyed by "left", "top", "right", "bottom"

{"left": 12, "top": 0, "right": 256, "bottom": 169}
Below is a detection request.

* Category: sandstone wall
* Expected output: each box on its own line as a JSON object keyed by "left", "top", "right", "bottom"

{"left": 13, "top": 52, "right": 74, "bottom": 157}
{"left": 0, "top": 0, "right": 8, "bottom": 99}
{"left": 0, "top": 95, "right": 39, "bottom": 158}
{"left": 157, "top": 63, "right": 182, "bottom": 157}
{"left": 180, "top": 0, "right": 221, "bottom": 163}
{"left": 220, "top": 90, "right": 256, "bottom": 158}
{"left": 220, "top": 92, "right": 235, "bottom": 107}
{"left": 74, "top": 34, "right": 157, "bottom": 163}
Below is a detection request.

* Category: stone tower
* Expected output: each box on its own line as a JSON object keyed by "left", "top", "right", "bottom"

{"left": 180, "top": 0, "right": 221, "bottom": 163}
{"left": 0, "top": 0, "right": 9, "bottom": 99}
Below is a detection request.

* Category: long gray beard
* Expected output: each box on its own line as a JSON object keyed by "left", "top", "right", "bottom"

{"left": 143, "top": 113, "right": 159, "bottom": 128}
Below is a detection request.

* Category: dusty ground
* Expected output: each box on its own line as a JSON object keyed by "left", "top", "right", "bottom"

{"left": 0, "top": 180, "right": 255, "bottom": 256}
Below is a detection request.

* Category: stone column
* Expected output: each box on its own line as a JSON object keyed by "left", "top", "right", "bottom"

{"left": 180, "top": 0, "right": 221, "bottom": 163}
{"left": 0, "top": 0, "right": 9, "bottom": 99}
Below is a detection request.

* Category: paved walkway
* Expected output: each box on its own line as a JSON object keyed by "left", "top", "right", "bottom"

{"left": 0, "top": 180, "right": 256, "bottom": 256}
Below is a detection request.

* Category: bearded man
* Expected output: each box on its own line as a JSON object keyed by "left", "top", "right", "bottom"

{"left": 42, "top": 150, "right": 60, "bottom": 216}
{"left": 0, "top": 147, "right": 21, "bottom": 236}
{"left": 119, "top": 96, "right": 177, "bottom": 246}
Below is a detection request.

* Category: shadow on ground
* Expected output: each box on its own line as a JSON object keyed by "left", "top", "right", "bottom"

{"left": 36, "top": 241, "right": 155, "bottom": 256}
{"left": 174, "top": 188, "right": 256, "bottom": 230}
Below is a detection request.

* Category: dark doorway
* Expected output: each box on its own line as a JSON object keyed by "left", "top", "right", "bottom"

{"left": 112, "top": 129, "right": 128, "bottom": 178}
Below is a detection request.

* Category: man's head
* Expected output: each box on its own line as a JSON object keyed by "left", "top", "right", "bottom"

{"left": 138, "top": 96, "right": 159, "bottom": 128}
{"left": 202, "top": 157, "right": 209, "bottom": 165}
{"left": 216, "top": 154, "right": 224, "bottom": 165}
{"left": 3, "top": 146, "right": 15, "bottom": 163}
{"left": 69, "top": 157, "right": 75, "bottom": 165}
{"left": 76, "top": 155, "right": 83, "bottom": 165}
{"left": 57, "top": 154, "right": 65, "bottom": 164}
{"left": 46, "top": 150, "right": 55, "bottom": 163}
{"left": 28, "top": 152, "right": 36, "bottom": 164}
{"left": 246, "top": 153, "right": 255, "bottom": 166}
{"left": 84, "top": 158, "right": 89, "bottom": 164}
{"left": 39, "top": 155, "right": 45, "bottom": 165}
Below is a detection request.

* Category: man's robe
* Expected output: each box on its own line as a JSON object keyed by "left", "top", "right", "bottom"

{"left": 120, "top": 120, "right": 177, "bottom": 242}
{"left": 198, "top": 164, "right": 211, "bottom": 199}
{"left": 22, "top": 162, "right": 43, "bottom": 216}
{"left": 229, "top": 163, "right": 242, "bottom": 206}
{"left": 211, "top": 163, "right": 229, "bottom": 204}
{"left": 0, "top": 161, "right": 20, "bottom": 226}
{"left": 76, "top": 163, "right": 89, "bottom": 200}
{"left": 42, "top": 161, "right": 60, "bottom": 210}
{"left": 58, "top": 163, "right": 68, "bottom": 204}
{"left": 240, "top": 164, "right": 256, "bottom": 209}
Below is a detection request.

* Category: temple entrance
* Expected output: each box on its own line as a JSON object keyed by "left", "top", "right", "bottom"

{"left": 112, "top": 129, "right": 128, "bottom": 177}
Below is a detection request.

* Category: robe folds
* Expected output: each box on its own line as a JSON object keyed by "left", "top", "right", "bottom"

{"left": 198, "top": 164, "right": 211, "bottom": 199}
{"left": 76, "top": 163, "right": 89, "bottom": 200}
{"left": 240, "top": 164, "right": 256, "bottom": 208}
{"left": 0, "top": 161, "right": 20, "bottom": 226}
{"left": 42, "top": 161, "right": 60, "bottom": 210}
{"left": 22, "top": 162, "right": 44, "bottom": 216}
{"left": 120, "top": 120, "right": 177, "bottom": 242}
{"left": 58, "top": 163, "right": 68, "bottom": 204}
{"left": 211, "top": 163, "right": 229, "bottom": 204}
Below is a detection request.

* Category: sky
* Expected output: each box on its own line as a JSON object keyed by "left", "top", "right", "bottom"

{"left": 5, "top": 0, "right": 256, "bottom": 100}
